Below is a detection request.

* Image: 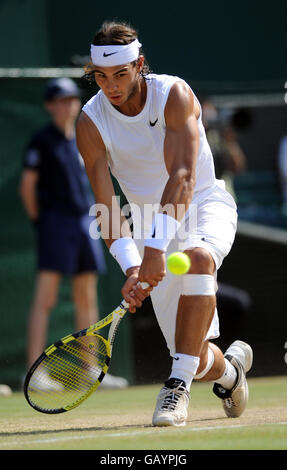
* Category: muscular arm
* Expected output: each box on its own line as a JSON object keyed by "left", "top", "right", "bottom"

{"left": 161, "top": 80, "right": 200, "bottom": 220}
{"left": 76, "top": 112, "right": 132, "bottom": 248}
{"left": 139, "top": 81, "right": 200, "bottom": 285}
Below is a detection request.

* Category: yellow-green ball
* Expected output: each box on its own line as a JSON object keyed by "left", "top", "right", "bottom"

{"left": 167, "top": 252, "right": 191, "bottom": 275}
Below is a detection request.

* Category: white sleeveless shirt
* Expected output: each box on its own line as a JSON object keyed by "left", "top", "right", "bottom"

{"left": 82, "top": 74, "right": 217, "bottom": 233}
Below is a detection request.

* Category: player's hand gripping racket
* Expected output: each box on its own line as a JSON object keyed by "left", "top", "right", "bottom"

{"left": 24, "top": 282, "right": 149, "bottom": 414}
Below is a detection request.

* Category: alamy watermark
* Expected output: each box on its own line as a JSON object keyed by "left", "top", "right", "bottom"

{"left": 88, "top": 196, "right": 199, "bottom": 249}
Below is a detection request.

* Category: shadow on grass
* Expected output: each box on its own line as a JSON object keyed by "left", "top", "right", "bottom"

{"left": 0, "top": 422, "right": 153, "bottom": 438}
{"left": 1, "top": 415, "right": 226, "bottom": 438}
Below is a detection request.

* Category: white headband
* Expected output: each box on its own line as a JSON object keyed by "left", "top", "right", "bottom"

{"left": 90, "top": 38, "right": 142, "bottom": 67}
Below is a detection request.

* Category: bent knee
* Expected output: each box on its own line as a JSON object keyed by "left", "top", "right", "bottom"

{"left": 185, "top": 248, "right": 215, "bottom": 274}
{"left": 195, "top": 349, "right": 214, "bottom": 381}
{"left": 195, "top": 342, "right": 223, "bottom": 381}
{"left": 196, "top": 342, "right": 210, "bottom": 374}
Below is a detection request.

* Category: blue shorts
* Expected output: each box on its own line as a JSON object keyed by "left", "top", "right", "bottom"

{"left": 35, "top": 210, "right": 106, "bottom": 275}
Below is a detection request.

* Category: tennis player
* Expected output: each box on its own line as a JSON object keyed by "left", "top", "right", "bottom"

{"left": 76, "top": 21, "right": 253, "bottom": 426}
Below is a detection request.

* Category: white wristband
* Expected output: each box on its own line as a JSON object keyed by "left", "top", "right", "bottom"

{"left": 144, "top": 213, "right": 181, "bottom": 252}
{"left": 109, "top": 237, "right": 142, "bottom": 274}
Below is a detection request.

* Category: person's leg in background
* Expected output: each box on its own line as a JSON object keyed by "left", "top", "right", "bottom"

{"left": 27, "top": 271, "right": 61, "bottom": 368}
{"left": 72, "top": 272, "right": 99, "bottom": 331}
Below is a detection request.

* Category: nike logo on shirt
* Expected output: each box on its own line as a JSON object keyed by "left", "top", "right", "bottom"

{"left": 103, "top": 51, "right": 118, "bottom": 57}
{"left": 149, "top": 118, "right": 158, "bottom": 127}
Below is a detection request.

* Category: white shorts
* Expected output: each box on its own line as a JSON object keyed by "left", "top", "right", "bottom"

{"left": 134, "top": 180, "right": 238, "bottom": 357}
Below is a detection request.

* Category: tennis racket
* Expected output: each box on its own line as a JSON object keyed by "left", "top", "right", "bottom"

{"left": 24, "top": 282, "right": 149, "bottom": 414}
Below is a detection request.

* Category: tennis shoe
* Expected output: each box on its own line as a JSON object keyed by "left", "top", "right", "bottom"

{"left": 152, "top": 378, "right": 190, "bottom": 427}
{"left": 213, "top": 340, "right": 253, "bottom": 418}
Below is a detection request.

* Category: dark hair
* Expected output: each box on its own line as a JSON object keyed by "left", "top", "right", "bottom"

{"left": 83, "top": 20, "right": 151, "bottom": 83}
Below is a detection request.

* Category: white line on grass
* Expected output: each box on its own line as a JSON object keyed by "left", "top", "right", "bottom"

{"left": 2, "top": 421, "right": 287, "bottom": 448}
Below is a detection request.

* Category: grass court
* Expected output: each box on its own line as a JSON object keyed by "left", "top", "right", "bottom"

{"left": 0, "top": 376, "right": 286, "bottom": 451}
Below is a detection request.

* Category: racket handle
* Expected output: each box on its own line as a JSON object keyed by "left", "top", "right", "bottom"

{"left": 139, "top": 281, "right": 150, "bottom": 289}
{"left": 121, "top": 282, "right": 150, "bottom": 310}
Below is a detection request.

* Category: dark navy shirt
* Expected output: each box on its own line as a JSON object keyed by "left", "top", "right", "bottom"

{"left": 23, "top": 123, "right": 94, "bottom": 216}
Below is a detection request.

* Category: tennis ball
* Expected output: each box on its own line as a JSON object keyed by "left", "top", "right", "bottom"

{"left": 167, "top": 252, "right": 191, "bottom": 275}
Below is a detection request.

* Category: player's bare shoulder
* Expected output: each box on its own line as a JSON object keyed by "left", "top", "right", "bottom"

{"left": 164, "top": 80, "right": 200, "bottom": 126}
{"left": 76, "top": 111, "right": 106, "bottom": 167}
{"left": 76, "top": 111, "right": 105, "bottom": 148}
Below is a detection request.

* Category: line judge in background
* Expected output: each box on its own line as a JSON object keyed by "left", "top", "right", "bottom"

{"left": 19, "top": 77, "right": 128, "bottom": 389}
{"left": 76, "top": 20, "right": 253, "bottom": 427}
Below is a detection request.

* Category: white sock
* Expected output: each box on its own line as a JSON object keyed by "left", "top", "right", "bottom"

{"left": 169, "top": 353, "right": 200, "bottom": 392}
{"left": 214, "top": 358, "right": 237, "bottom": 390}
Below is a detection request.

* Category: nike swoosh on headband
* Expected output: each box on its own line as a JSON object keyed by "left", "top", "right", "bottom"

{"left": 103, "top": 51, "right": 119, "bottom": 57}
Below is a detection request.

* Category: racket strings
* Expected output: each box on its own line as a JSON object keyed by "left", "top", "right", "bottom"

{"left": 27, "top": 334, "right": 109, "bottom": 412}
